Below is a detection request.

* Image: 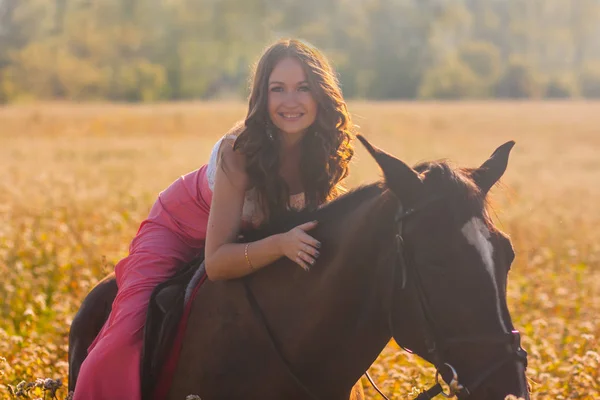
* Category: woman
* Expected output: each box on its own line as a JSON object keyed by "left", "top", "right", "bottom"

{"left": 72, "top": 38, "right": 355, "bottom": 399}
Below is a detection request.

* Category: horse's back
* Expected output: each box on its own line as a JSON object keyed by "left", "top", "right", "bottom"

{"left": 68, "top": 270, "right": 366, "bottom": 400}
{"left": 167, "top": 276, "right": 367, "bottom": 400}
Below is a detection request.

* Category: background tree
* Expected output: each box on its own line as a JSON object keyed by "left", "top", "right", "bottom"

{"left": 1, "top": 0, "right": 600, "bottom": 102}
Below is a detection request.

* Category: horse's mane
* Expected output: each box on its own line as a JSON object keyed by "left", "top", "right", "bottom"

{"left": 414, "top": 160, "right": 494, "bottom": 229}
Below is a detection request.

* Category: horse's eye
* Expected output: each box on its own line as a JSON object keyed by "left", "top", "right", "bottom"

{"left": 496, "top": 233, "right": 515, "bottom": 270}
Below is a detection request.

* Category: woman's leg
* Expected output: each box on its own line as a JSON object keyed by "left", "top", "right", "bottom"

{"left": 72, "top": 222, "right": 199, "bottom": 400}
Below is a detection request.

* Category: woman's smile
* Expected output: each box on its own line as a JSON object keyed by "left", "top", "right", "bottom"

{"left": 278, "top": 112, "right": 305, "bottom": 122}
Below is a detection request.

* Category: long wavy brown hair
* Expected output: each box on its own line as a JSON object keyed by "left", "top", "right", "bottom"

{"left": 232, "top": 38, "right": 355, "bottom": 223}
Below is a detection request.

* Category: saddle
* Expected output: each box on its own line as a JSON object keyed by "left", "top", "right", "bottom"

{"left": 140, "top": 254, "right": 206, "bottom": 400}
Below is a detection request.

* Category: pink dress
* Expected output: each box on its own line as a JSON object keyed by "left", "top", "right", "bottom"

{"left": 72, "top": 134, "right": 305, "bottom": 400}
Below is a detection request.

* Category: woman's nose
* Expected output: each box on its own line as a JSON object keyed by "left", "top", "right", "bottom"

{"left": 282, "top": 90, "right": 301, "bottom": 105}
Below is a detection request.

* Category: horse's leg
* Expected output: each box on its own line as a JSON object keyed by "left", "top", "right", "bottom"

{"left": 349, "top": 380, "right": 365, "bottom": 400}
{"left": 67, "top": 272, "right": 118, "bottom": 392}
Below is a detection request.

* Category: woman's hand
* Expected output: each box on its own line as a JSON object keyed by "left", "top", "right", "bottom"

{"left": 277, "top": 220, "right": 321, "bottom": 271}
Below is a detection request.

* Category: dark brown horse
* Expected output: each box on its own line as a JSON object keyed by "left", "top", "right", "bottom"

{"left": 69, "top": 135, "right": 529, "bottom": 400}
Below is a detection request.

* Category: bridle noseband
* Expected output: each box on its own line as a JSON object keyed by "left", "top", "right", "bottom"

{"left": 242, "top": 196, "right": 528, "bottom": 400}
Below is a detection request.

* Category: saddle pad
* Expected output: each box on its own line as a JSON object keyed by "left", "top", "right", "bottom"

{"left": 152, "top": 269, "right": 207, "bottom": 400}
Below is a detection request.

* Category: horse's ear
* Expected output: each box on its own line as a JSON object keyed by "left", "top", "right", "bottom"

{"left": 472, "top": 140, "right": 515, "bottom": 195}
{"left": 357, "top": 134, "right": 424, "bottom": 206}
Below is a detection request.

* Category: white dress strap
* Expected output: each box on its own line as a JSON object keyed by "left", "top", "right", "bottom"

{"left": 206, "top": 134, "right": 238, "bottom": 191}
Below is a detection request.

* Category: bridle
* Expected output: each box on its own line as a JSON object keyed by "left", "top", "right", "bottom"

{"left": 242, "top": 196, "right": 528, "bottom": 400}
{"left": 374, "top": 199, "right": 529, "bottom": 399}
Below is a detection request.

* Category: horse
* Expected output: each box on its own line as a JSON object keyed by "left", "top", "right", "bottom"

{"left": 68, "top": 134, "right": 529, "bottom": 400}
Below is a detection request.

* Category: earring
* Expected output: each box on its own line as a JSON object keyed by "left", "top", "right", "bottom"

{"left": 266, "top": 120, "right": 274, "bottom": 141}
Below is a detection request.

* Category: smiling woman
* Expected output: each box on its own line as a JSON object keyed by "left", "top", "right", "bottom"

{"left": 69, "top": 38, "right": 358, "bottom": 400}
{"left": 268, "top": 57, "right": 318, "bottom": 139}
{"left": 234, "top": 38, "right": 355, "bottom": 225}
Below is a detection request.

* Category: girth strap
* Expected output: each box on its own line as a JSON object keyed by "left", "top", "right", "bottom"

{"left": 242, "top": 278, "right": 321, "bottom": 400}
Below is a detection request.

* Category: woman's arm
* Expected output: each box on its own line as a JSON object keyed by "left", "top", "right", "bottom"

{"left": 204, "top": 142, "right": 320, "bottom": 281}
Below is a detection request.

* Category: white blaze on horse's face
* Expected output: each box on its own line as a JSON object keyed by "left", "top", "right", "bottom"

{"left": 461, "top": 217, "right": 508, "bottom": 332}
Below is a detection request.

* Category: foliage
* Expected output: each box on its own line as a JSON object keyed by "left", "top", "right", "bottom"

{"left": 495, "top": 58, "right": 542, "bottom": 99}
{"left": 456, "top": 40, "right": 502, "bottom": 97}
{"left": 1, "top": 0, "right": 600, "bottom": 101}
{"left": 544, "top": 74, "right": 579, "bottom": 99}
{"left": 418, "top": 57, "right": 484, "bottom": 99}
{"left": 458, "top": 41, "right": 502, "bottom": 81}
{"left": 579, "top": 63, "right": 600, "bottom": 98}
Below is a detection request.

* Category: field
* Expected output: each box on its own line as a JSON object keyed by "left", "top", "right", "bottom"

{"left": 1, "top": 101, "right": 599, "bottom": 399}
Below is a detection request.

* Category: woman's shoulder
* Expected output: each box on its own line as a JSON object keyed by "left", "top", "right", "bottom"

{"left": 217, "top": 136, "right": 245, "bottom": 173}
{"left": 206, "top": 130, "right": 247, "bottom": 191}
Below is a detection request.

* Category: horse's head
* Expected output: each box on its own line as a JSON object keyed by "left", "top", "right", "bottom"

{"left": 357, "top": 135, "right": 529, "bottom": 400}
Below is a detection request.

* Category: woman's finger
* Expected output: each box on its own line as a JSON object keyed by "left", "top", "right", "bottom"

{"left": 297, "top": 250, "right": 316, "bottom": 266}
{"left": 303, "top": 243, "right": 320, "bottom": 258}
{"left": 295, "top": 253, "right": 311, "bottom": 271}
{"left": 295, "top": 220, "right": 318, "bottom": 232}
{"left": 297, "top": 232, "right": 321, "bottom": 249}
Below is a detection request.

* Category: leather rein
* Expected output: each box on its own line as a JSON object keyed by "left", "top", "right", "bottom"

{"left": 242, "top": 197, "right": 528, "bottom": 399}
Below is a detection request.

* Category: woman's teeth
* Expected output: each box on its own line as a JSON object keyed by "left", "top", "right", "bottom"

{"left": 280, "top": 113, "right": 303, "bottom": 119}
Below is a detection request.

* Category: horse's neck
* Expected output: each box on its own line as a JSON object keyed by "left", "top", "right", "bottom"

{"left": 264, "top": 190, "right": 398, "bottom": 393}
{"left": 313, "top": 191, "right": 398, "bottom": 376}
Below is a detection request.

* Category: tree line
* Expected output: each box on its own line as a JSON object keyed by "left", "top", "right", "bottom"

{"left": 1, "top": 0, "right": 600, "bottom": 103}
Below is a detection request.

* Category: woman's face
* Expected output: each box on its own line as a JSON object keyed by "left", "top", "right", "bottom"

{"left": 267, "top": 57, "right": 318, "bottom": 138}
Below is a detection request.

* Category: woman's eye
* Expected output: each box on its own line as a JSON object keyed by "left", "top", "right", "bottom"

{"left": 270, "top": 86, "right": 283, "bottom": 92}
{"left": 298, "top": 86, "right": 310, "bottom": 92}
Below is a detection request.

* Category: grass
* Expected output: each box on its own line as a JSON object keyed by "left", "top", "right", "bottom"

{"left": 0, "top": 101, "right": 598, "bottom": 399}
